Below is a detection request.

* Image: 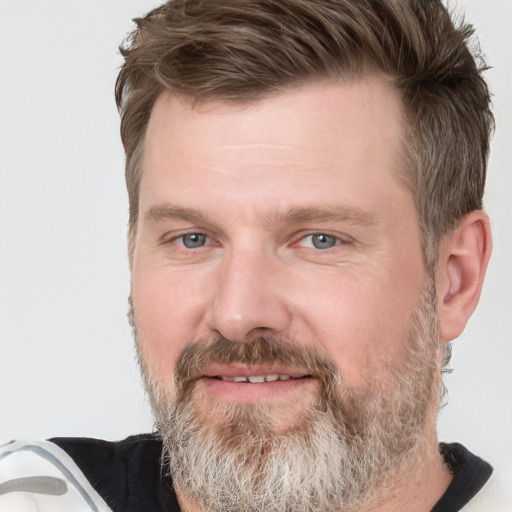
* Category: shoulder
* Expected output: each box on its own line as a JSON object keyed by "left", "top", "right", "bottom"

{"left": 436, "top": 443, "right": 512, "bottom": 512}
{"left": 0, "top": 435, "right": 179, "bottom": 512}
{"left": 49, "top": 433, "right": 163, "bottom": 475}
{"left": 0, "top": 438, "right": 113, "bottom": 511}
{"left": 460, "top": 465, "right": 512, "bottom": 512}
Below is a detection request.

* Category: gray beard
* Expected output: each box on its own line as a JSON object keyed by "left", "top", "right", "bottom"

{"left": 134, "top": 277, "right": 441, "bottom": 512}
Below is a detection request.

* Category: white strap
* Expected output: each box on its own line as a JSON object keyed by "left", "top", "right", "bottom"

{"left": 0, "top": 439, "right": 113, "bottom": 512}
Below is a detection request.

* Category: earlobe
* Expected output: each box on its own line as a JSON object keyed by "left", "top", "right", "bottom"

{"left": 436, "top": 211, "right": 492, "bottom": 342}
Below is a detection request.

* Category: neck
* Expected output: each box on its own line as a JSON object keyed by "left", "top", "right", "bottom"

{"left": 358, "top": 430, "right": 452, "bottom": 512}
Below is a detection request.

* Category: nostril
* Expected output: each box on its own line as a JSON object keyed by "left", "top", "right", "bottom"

{"left": 244, "top": 327, "right": 276, "bottom": 341}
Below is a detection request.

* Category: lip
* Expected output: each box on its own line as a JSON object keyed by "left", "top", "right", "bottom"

{"left": 199, "top": 365, "right": 314, "bottom": 403}
{"left": 202, "top": 364, "right": 309, "bottom": 379}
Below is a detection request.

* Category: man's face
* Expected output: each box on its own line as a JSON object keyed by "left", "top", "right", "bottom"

{"left": 131, "top": 79, "right": 441, "bottom": 509}
{"left": 133, "top": 77, "right": 429, "bottom": 401}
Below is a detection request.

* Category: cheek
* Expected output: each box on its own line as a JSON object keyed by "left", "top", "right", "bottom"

{"left": 298, "top": 284, "right": 383, "bottom": 386}
{"left": 132, "top": 267, "right": 208, "bottom": 384}
{"left": 293, "top": 267, "right": 423, "bottom": 388}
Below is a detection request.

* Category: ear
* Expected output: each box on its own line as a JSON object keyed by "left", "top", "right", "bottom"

{"left": 436, "top": 211, "right": 492, "bottom": 342}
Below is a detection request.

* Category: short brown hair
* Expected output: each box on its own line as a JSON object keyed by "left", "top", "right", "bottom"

{"left": 116, "top": 0, "right": 493, "bottom": 269}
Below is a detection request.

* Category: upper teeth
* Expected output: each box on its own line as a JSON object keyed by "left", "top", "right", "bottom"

{"left": 221, "top": 374, "right": 294, "bottom": 383}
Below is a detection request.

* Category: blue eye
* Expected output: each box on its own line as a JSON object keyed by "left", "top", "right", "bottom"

{"left": 179, "top": 233, "right": 207, "bottom": 248}
{"left": 308, "top": 234, "right": 339, "bottom": 249}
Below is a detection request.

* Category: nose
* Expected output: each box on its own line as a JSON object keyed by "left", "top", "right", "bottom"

{"left": 204, "top": 248, "right": 293, "bottom": 342}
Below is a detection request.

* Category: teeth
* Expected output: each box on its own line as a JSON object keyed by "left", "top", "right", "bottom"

{"left": 248, "top": 375, "right": 265, "bottom": 383}
{"left": 220, "top": 374, "right": 297, "bottom": 382}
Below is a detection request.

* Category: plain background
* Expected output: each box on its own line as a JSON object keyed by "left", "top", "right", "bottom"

{"left": 1, "top": 0, "right": 511, "bottom": 472}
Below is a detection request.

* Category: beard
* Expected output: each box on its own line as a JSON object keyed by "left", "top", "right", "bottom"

{"left": 133, "top": 276, "right": 442, "bottom": 512}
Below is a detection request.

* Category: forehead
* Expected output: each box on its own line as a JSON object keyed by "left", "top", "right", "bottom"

{"left": 140, "top": 78, "right": 409, "bottom": 222}
{"left": 146, "top": 77, "right": 405, "bottom": 153}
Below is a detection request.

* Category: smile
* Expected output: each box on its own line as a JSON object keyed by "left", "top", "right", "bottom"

{"left": 198, "top": 366, "right": 314, "bottom": 402}
{"left": 212, "top": 374, "right": 304, "bottom": 383}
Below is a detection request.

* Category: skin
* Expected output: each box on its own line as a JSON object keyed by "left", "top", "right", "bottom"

{"left": 132, "top": 78, "right": 491, "bottom": 511}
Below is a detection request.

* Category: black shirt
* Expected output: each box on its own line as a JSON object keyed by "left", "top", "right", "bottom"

{"left": 50, "top": 434, "right": 492, "bottom": 512}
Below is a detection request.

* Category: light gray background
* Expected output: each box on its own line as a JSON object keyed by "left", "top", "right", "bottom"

{"left": 1, "top": 0, "right": 511, "bottom": 471}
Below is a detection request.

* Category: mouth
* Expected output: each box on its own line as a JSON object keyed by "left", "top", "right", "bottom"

{"left": 198, "top": 365, "right": 314, "bottom": 402}
{"left": 212, "top": 374, "right": 303, "bottom": 383}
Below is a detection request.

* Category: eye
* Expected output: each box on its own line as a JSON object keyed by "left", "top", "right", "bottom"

{"left": 300, "top": 233, "right": 340, "bottom": 250}
{"left": 176, "top": 233, "right": 209, "bottom": 249}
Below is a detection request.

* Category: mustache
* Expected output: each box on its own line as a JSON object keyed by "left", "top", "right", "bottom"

{"left": 173, "top": 335, "right": 343, "bottom": 401}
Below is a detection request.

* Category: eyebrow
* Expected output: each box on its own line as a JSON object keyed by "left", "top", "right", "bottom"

{"left": 144, "top": 205, "right": 208, "bottom": 225}
{"left": 262, "top": 205, "right": 377, "bottom": 227}
{"left": 143, "top": 203, "right": 377, "bottom": 228}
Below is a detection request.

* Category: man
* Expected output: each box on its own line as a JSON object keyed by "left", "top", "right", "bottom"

{"left": 1, "top": 0, "right": 510, "bottom": 511}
